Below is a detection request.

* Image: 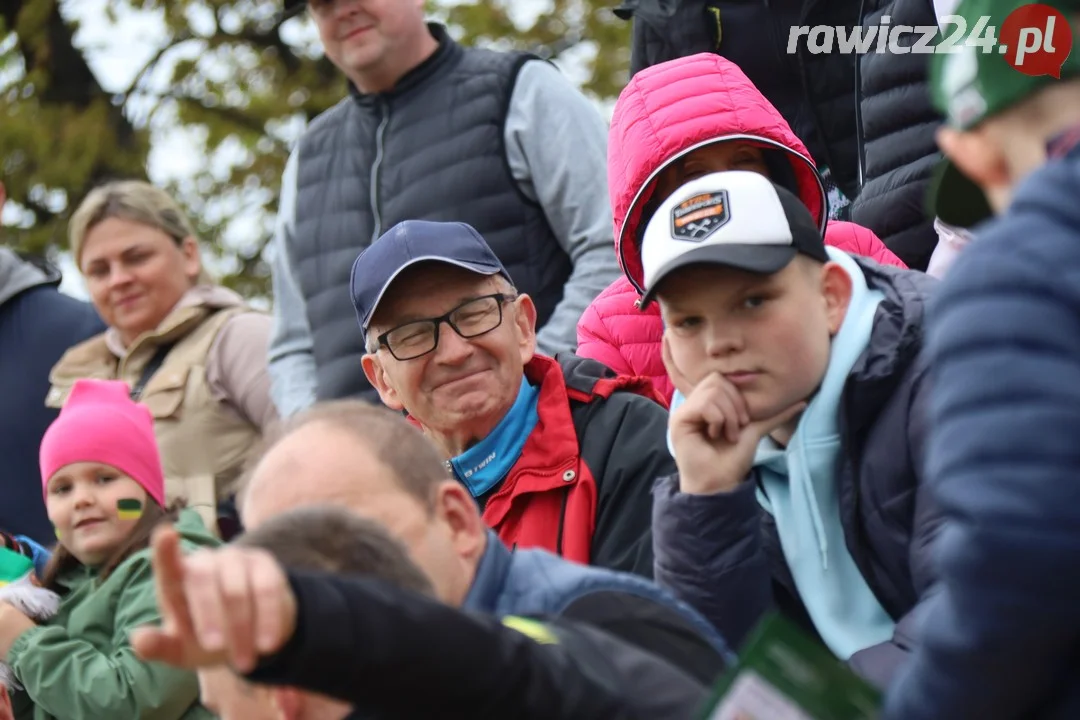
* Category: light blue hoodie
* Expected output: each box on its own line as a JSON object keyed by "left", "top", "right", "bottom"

{"left": 754, "top": 247, "right": 894, "bottom": 660}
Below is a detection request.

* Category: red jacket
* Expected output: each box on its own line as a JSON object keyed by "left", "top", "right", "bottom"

{"left": 477, "top": 354, "right": 672, "bottom": 577}
{"left": 577, "top": 53, "right": 906, "bottom": 403}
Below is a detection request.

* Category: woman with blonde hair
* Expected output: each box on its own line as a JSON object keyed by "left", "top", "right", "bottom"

{"left": 46, "top": 180, "right": 277, "bottom": 538}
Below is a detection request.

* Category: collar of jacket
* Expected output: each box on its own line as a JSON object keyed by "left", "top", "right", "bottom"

{"left": 460, "top": 530, "right": 511, "bottom": 614}
{"left": 1047, "top": 124, "right": 1080, "bottom": 161}
{"left": 842, "top": 257, "right": 936, "bottom": 428}
{"left": 835, "top": 257, "right": 935, "bottom": 602}
{"left": 0, "top": 248, "right": 58, "bottom": 307}
{"left": 476, "top": 355, "right": 610, "bottom": 530}
{"left": 348, "top": 23, "right": 461, "bottom": 107}
{"left": 103, "top": 284, "right": 247, "bottom": 359}
{"left": 448, "top": 376, "right": 540, "bottom": 497}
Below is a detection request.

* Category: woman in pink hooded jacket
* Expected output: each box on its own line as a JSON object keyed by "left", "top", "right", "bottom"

{"left": 577, "top": 53, "right": 906, "bottom": 404}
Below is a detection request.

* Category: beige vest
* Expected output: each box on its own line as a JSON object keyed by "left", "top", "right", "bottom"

{"left": 47, "top": 298, "right": 262, "bottom": 533}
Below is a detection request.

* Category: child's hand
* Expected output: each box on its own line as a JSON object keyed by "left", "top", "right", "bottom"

{"left": 664, "top": 336, "right": 805, "bottom": 495}
{"left": 130, "top": 526, "right": 297, "bottom": 675}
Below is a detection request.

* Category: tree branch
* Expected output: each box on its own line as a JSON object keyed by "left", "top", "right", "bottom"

{"left": 233, "top": 18, "right": 302, "bottom": 74}
{"left": 156, "top": 89, "right": 288, "bottom": 145}
{"left": 23, "top": 193, "right": 57, "bottom": 226}
{"left": 122, "top": 31, "right": 195, "bottom": 99}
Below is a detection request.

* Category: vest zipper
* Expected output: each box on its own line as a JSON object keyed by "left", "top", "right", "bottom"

{"left": 370, "top": 99, "right": 391, "bottom": 242}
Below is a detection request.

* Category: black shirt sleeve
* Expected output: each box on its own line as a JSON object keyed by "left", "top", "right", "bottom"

{"left": 246, "top": 569, "right": 708, "bottom": 720}
{"left": 561, "top": 590, "right": 730, "bottom": 685}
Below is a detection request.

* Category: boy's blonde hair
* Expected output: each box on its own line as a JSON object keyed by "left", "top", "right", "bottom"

{"left": 68, "top": 180, "right": 213, "bottom": 284}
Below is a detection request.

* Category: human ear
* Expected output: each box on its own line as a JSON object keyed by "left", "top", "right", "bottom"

{"left": 820, "top": 262, "right": 853, "bottom": 336}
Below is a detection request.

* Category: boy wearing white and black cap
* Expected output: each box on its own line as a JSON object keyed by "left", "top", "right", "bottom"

{"left": 647, "top": 170, "right": 940, "bottom": 687}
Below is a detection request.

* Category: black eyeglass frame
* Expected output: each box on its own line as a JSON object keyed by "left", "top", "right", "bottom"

{"left": 376, "top": 292, "right": 517, "bottom": 361}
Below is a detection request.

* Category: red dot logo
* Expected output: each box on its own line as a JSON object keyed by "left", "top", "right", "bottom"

{"left": 1000, "top": 3, "right": 1073, "bottom": 77}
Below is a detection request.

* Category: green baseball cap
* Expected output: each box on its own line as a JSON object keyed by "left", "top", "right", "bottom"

{"left": 928, "top": 0, "right": 1080, "bottom": 227}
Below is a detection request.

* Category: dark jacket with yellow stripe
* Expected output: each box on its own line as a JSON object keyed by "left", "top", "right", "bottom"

{"left": 247, "top": 569, "right": 711, "bottom": 719}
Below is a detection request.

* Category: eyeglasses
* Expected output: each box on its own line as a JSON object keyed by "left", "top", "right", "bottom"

{"left": 376, "top": 293, "right": 516, "bottom": 361}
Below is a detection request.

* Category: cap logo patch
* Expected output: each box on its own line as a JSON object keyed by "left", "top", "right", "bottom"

{"left": 671, "top": 191, "right": 730, "bottom": 241}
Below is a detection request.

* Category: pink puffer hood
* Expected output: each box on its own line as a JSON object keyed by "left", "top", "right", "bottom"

{"left": 609, "top": 53, "right": 827, "bottom": 295}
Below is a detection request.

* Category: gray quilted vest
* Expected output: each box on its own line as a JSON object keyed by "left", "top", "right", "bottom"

{"left": 291, "top": 25, "right": 572, "bottom": 402}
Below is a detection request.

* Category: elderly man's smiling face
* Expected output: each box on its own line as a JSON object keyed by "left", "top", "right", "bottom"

{"left": 361, "top": 262, "right": 537, "bottom": 450}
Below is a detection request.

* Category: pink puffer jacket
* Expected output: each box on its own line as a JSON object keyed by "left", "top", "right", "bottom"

{"left": 577, "top": 53, "right": 907, "bottom": 405}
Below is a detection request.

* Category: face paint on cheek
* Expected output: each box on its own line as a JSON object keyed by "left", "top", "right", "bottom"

{"left": 116, "top": 498, "right": 143, "bottom": 521}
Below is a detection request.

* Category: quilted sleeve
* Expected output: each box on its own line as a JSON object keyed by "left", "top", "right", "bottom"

{"left": 824, "top": 221, "right": 908, "bottom": 269}
{"left": 575, "top": 283, "right": 637, "bottom": 376}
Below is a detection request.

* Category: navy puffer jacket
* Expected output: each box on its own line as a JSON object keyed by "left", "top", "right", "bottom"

{"left": 885, "top": 141, "right": 1080, "bottom": 720}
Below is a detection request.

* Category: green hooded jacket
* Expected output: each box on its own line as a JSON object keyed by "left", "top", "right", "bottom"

{"left": 7, "top": 509, "right": 219, "bottom": 719}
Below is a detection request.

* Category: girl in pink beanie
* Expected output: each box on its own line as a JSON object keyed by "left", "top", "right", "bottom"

{"left": 0, "top": 379, "right": 217, "bottom": 718}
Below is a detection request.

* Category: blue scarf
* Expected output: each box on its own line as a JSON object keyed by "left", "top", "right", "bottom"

{"left": 449, "top": 376, "right": 540, "bottom": 497}
{"left": 753, "top": 247, "right": 894, "bottom": 660}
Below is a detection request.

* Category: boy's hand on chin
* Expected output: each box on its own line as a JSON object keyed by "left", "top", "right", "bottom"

{"left": 664, "top": 338, "right": 805, "bottom": 495}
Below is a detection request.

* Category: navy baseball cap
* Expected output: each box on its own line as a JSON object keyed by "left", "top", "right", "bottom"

{"left": 350, "top": 220, "right": 514, "bottom": 334}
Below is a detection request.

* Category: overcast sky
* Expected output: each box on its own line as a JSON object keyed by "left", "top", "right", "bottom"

{"left": 10, "top": 0, "right": 599, "bottom": 299}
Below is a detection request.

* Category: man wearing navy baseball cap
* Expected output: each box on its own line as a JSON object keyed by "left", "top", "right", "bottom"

{"left": 350, "top": 220, "right": 673, "bottom": 579}
{"left": 886, "top": 1, "right": 1080, "bottom": 718}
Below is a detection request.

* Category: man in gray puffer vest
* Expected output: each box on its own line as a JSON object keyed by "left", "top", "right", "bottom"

{"left": 269, "top": 0, "right": 620, "bottom": 414}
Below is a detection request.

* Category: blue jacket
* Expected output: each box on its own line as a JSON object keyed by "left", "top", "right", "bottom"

{"left": 885, "top": 144, "right": 1080, "bottom": 719}
{"left": 652, "top": 257, "right": 940, "bottom": 688}
{"left": 0, "top": 251, "right": 104, "bottom": 543}
{"left": 463, "top": 531, "right": 734, "bottom": 682}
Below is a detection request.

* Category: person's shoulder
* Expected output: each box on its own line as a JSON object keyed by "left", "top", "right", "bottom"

{"left": 591, "top": 276, "right": 656, "bottom": 320}
{"left": 297, "top": 95, "right": 355, "bottom": 142}
{"left": 528, "top": 613, "right": 711, "bottom": 716}
{"left": 590, "top": 385, "right": 667, "bottom": 419}
{"left": 174, "top": 508, "right": 225, "bottom": 550}
{"left": 944, "top": 163, "right": 1080, "bottom": 304}
{"left": 7, "top": 284, "right": 102, "bottom": 326}
{"left": 96, "top": 549, "right": 156, "bottom": 593}
{"left": 857, "top": 258, "right": 937, "bottom": 356}
{"left": 216, "top": 306, "right": 272, "bottom": 344}
{"left": 116, "top": 510, "right": 220, "bottom": 569}
{"left": 458, "top": 44, "right": 538, "bottom": 76}
{"left": 561, "top": 356, "right": 669, "bottom": 416}
{"left": 505, "top": 56, "right": 593, "bottom": 101}
{"left": 1014, "top": 147, "right": 1080, "bottom": 208}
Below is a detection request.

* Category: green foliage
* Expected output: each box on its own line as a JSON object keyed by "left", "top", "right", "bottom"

{"left": 0, "top": 0, "right": 629, "bottom": 297}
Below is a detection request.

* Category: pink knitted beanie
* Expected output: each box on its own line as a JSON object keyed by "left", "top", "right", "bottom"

{"left": 39, "top": 379, "right": 166, "bottom": 506}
